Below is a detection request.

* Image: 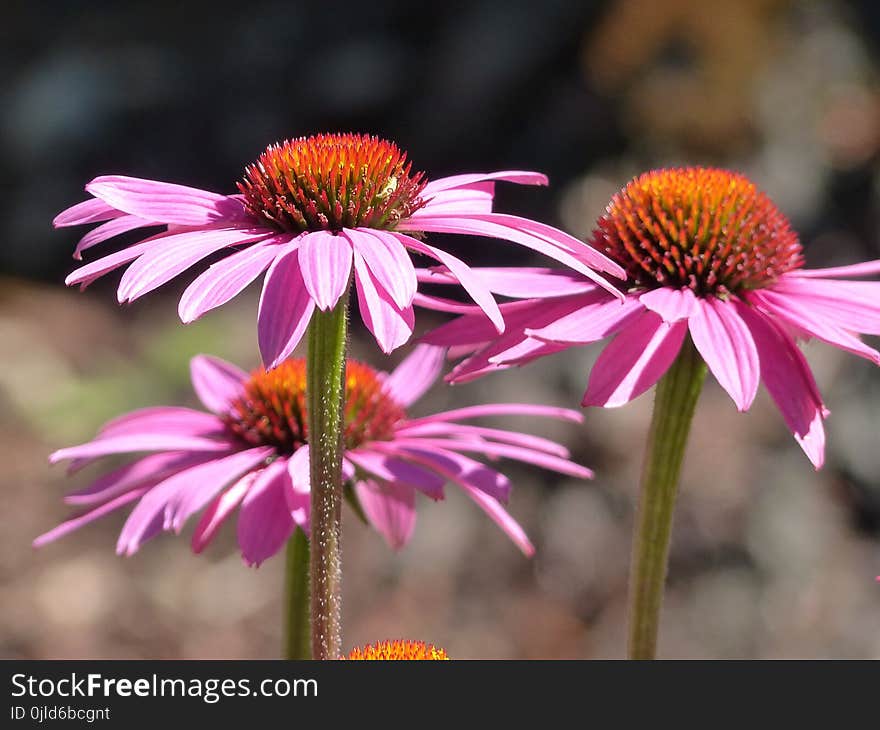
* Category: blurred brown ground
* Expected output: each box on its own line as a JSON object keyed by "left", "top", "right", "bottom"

{"left": 2, "top": 0, "right": 880, "bottom": 658}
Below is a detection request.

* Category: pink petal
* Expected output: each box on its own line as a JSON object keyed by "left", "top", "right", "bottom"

{"left": 237, "top": 459, "right": 296, "bottom": 566}
{"left": 458, "top": 481, "right": 535, "bottom": 557}
{"left": 418, "top": 181, "right": 496, "bottom": 216}
{"left": 406, "top": 403, "right": 583, "bottom": 426}
{"left": 191, "top": 474, "right": 254, "bottom": 553}
{"left": 285, "top": 447, "right": 311, "bottom": 530}
{"left": 298, "top": 230, "right": 353, "bottom": 311}
{"left": 65, "top": 236, "right": 164, "bottom": 288}
{"left": 767, "top": 277, "right": 880, "bottom": 334}
{"left": 393, "top": 232, "right": 504, "bottom": 333}
{"left": 73, "top": 214, "right": 159, "bottom": 259}
{"left": 178, "top": 241, "right": 282, "bottom": 323}
{"left": 736, "top": 303, "right": 826, "bottom": 468}
{"left": 117, "top": 228, "right": 271, "bottom": 303}
{"left": 421, "top": 170, "right": 548, "bottom": 194}
{"left": 413, "top": 292, "right": 484, "bottom": 315}
{"left": 347, "top": 229, "right": 417, "bottom": 309}
{"left": 97, "top": 406, "right": 223, "bottom": 439}
{"left": 85, "top": 176, "right": 246, "bottom": 226}
{"left": 688, "top": 297, "right": 760, "bottom": 412}
{"left": 381, "top": 344, "right": 445, "bottom": 407}
{"left": 65, "top": 451, "right": 211, "bottom": 506}
{"left": 54, "top": 198, "right": 124, "bottom": 227}
{"left": 50, "top": 434, "right": 233, "bottom": 465}
{"left": 34, "top": 486, "right": 151, "bottom": 549}
{"left": 164, "top": 447, "right": 274, "bottom": 533}
{"left": 749, "top": 289, "right": 880, "bottom": 365}
{"left": 355, "top": 479, "right": 416, "bottom": 550}
{"left": 346, "top": 449, "right": 445, "bottom": 499}
{"left": 526, "top": 295, "right": 644, "bottom": 344}
{"left": 353, "top": 249, "right": 414, "bottom": 354}
{"left": 190, "top": 355, "right": 248, "bottom": 414}
{"left": 788, "top": 260, "right": 880, "bottom": 278}
{"left": 397, "top": 421, "right": 571, "bottom": 458}
{"left": 582, "top": 311, "right": 687, "bottom": 408}
{"left": 639, "top": 287, "right": 697, "bottom": 323}
{"left": 257, "top": 244, "right": 316, "bottom": 369}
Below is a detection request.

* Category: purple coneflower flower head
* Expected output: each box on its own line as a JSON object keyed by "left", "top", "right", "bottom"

{"left": 54, "top": 133, "right": 624, "bottom": 367}
{"left": 421, "top": 167, "right": 880, "bottom": 469}
{"left": 38, "top": 345, "right": 591, "bottom": 564}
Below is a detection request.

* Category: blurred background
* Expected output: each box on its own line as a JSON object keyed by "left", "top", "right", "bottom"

{"left": 3, "top": 0, "right": 880, "bottom": 659}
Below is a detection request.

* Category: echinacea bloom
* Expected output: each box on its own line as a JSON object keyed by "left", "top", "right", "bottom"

{"left": 421, "top": 167, "right": 880, "bottom": 469}
{"left": 54, "top": 133, "right": 624, "bottom": 367}
{"left": 37, "top": 345, "right": 591, "bottom": 563}
{"left": 344, "top": 640, "right": 449, "bottom": 660}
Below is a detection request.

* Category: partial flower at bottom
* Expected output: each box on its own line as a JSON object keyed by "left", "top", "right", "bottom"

{"left": 38, "top": 345, "right": 592, "bottom": 563}
{"left": 344, "top": 640, "right": 449, "bottom": 660}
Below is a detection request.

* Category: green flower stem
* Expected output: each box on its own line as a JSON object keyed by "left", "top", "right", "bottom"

{"left": 283, "top": 527, "right": 311, "bottom": 659}
{"left": 627, "top": 337, "right": 706, "bottom": 660}
{"left": 306, "top": 293, "right": 349, "bottom": 660}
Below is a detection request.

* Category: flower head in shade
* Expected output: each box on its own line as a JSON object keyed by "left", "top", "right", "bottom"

{"left": 344, "top": 640, "right": 449, "bottom": 660}
{"left": 54, "top": 133, "right": 624, "bottom": 367}
{"left": 38, "top": 346, "right": 591, "bottom": 564}
{"left": 420, "top": 167, "right": 880, "bottom": 469}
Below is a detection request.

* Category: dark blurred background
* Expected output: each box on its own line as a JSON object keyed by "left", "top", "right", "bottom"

{"left": 2, "top": 0, "right": 880, "bottom": 658}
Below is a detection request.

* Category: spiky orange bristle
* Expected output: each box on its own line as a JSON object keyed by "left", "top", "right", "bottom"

{"left": 592, "top": 167, "right": 803, "bottom": 296}
{"left": 223, "top": 359, "right": 405, "bottom": 454}
{"left": 238, "top": 133, "right": 427, "bottom": 233}
{"left": 345, "top": 640, "right": 450, "bottom": 660}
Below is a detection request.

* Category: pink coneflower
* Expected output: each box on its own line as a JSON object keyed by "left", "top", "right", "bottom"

{"left": 421, "top": 167, "right": 880, "bottom": 469}
{"left": 54, "top": 133, "right": 623, "bottom": 367}
{"left": 37, "top": 345, "right": 590, "bottom": 563}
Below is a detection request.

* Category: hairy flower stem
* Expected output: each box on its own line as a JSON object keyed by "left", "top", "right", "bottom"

{"left": 627, "top": 338, "right": 706, "bottom": 660}
{"left": 283, "top": 527, "right": 311, "bottom": 659}
{"left": 306, "top": 293, "right": 349, "bottom": 660}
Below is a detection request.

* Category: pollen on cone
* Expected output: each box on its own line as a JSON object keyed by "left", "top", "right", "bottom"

{"left": 344, "top": 640, "right": 450, "bottom": 660}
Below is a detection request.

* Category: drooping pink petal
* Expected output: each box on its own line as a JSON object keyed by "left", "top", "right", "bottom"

{"left": 285, "top": 447, "right": 311, "bottom": 530}
{"left": 355, "top": 479, "right": 416, "bottom": 550}
{"left": 73, "top": 214, "right": 159, "bottom": 259}
{"left": 766, "top": 277, "right": 880, "bottom": 334}
{"left": 391, "top": 437, "right": 593, "bottom": 480}
{"left": 54, "top": 198, "right": 125, "bottom": 227}
{"left": 788, "top": 260, "right": 880, "bottom": 279}
{"left": 582, "top": 311, "right": 687, "bottom": 408}
{"left": 117, "top": 227, "right": 271, "bottom": 303}
{"left": 298, "top": 231, "right": 353, "bottom": 311}
{"left": 736, "top": 302, "right": 826, "bottom": 468}
{"left": 85, "top": 176, "right": 247, "bottom": 226}
{"left": 164, "top": 447, "right": 273, "bottom": 533}
{"left": 639, "top": 287, "right": 697, "bottom": 323}
{"left": 237, "top": 459, "right": 296, "bottom": 566}
{"left": 191, "top": 474, "right": 254, "bottom": 553}
{"left": 458, "top": 481, "right": 535, "bottom": 557}
{"left": 34, "top": 486, "right": 152, "bottom": 548}
{"left": 688, "top": 297, "right": 760, "bottom": 411}
{"left": 65, "top": 236, "right": 164, "bottom": 289}
{"left": 526, "top": 295, "right": 644, "bottom": 344}
{"left": 346, "top": 449, "right": 445, "bottom": 499}
{"left": 420, "top": 170, "right": 548, "bottom": 195}
{"left": 257, "top": 244, "right": 316, "bottom": 369}
{"left": 347, "top": 229, "right": 416, "bottom": 309}
{"left": 178, "top": 241, "right": 282, "bottom": 323}
{"left": 353, "top": 249, "right": 414, "bottom": 354}
{"left": 404, "top": 403, "right": 583, "bottom": 426}
{"left": 65, "top": 451, "right": 211, "bottom": 506}
{"left": 189, "top": 355, "right": 248, "bottom": 414}
{"left": 748, "top": 289, "right": 880, "bottom": 365}
{"left": 397, "top": 421, "right": 571, "bottom": 458}
{"left": 393, "top": 232, "right": 504, "bottom": 332}
{"left": 97, "top": 406, "right": 223, "bottom": 440}
{"left": 49, "top": 434, "right": 234, "bottom": 465}
{"left": 381, "top": 344, "right": 445, "bottom": 407}
{"left": 396, "top": 215, "right": 624, "bottom": 298}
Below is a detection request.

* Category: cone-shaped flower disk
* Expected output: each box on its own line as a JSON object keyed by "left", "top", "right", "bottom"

{"left": 422, "top": 167, "right": 880, "bottom": 469}
{"left": 345, "top": 640, "right": 449, "bottom": 660}
{"left": 38, "top": 345, "right": 591, "bottom": 563}
{"left": 55, "top": 133, "right": 624, "bottom": 367}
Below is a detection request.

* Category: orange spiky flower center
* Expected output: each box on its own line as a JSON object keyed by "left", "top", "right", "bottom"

{"left": 222, "top": 359, "right": 405, "bottom": 455}
{"left": 591, "top": 167, "right": 803, "bottom": 296}
{"left": 345, "top": 640, "right": 450, "bottom": 660}
{"left": 238, "top": 133, "right": 427, "bottom": 234}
